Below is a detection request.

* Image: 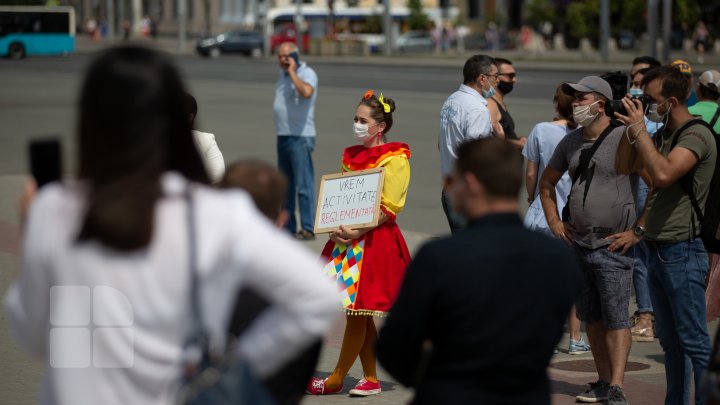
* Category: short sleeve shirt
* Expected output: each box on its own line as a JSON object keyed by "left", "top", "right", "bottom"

{"left": 438, "top": 85, "right": 492, "bottom": 177}
{"left": 689, "top": 101, "right": 720, "bottom": 134}
{"left": 548, "top": 125, "right": 637, "bottom": 249}
{"left": 645, "top": 122, "right": 717, "bottom": 242}
{"left": 523, "top": 122, "right": 573, "bottom": 201}
{"left": 273, "top": 63, "right": 318, "bottom": 137}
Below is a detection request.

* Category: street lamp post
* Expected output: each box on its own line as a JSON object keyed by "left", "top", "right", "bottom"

{"left": 383, "top": 0, "right": 392, "bottom": 55}
{"left": 106, "top": 0, "right": 115, "bottom": 39}
{"left": 178, "top": 0, "right": 187, "bottom": 52}
{"left": 647, "top": 0, "right": 658, "bottom": 58}
{"left": 662, "top": 0, "right": 671, "bottom": 62}
{"left": 600, "top": 0, "right": 609, "bottom": 62}
{"left": 295, "top": 0, "right": 304, "bottom": 48}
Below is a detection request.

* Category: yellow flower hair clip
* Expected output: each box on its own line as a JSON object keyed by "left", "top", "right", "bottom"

{"left": 378, "top": 93, "right": 391, "bottom": 113}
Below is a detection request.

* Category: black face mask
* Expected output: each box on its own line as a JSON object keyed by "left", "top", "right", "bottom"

{"left": 497, "top": 81, "right": 514, "bottom": 95}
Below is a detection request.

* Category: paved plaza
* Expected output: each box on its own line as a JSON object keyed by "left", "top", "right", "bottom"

{"left": 1, "top": 40, "right": 720, "bottom": 403}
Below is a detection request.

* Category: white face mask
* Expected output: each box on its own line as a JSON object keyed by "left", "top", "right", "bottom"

{"left": 353, "top": 122, "right": 378, "bottom": 141}
{"left": 647, "top": 100, "right": 671, "bottom": 123}
{"left": 572, "top": 100, "right": 600, "bottom": 127}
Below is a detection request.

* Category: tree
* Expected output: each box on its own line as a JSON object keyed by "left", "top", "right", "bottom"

{"left": 565, "top": 0, "right": 598, "bottom": 40}
{"left": 406, "top": 0, "right": 429, "bottom": 31}
{"left": 525, "top": 0, "right": 555, "bottom": 26}
{"left": 674, "top": 0, "right": 702, "bottom": 29}
{"left": 0, "top": 0, "right": 46, "bottom": 4}
{"left": 615, "top": 0, "right": 644, "bottom": 36}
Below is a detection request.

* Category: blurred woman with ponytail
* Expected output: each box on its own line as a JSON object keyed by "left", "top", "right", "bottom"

{"left": 6, "top": 46, "right": 336, "bottom": 405}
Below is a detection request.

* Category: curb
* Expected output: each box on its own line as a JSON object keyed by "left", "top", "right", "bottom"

{"left": 73, "top": 36, "right": 720, "bottom": 73}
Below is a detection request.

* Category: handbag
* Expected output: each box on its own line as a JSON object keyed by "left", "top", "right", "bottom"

{"left": 177, "top": 186, "right": 275, "bottom": 405}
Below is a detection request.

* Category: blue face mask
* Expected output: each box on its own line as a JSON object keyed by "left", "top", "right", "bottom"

{"left": 481, "top": 85, "right": 496, "bottom": 98}
{"left": 629, "top": 88, "right": 643, "bottom": 97}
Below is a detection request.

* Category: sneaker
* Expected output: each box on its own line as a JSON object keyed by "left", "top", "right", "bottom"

{"left": 576, "top": 380, "right": 609, "bottom": 403}
{"left": 305, "top": 377, "right": 343, "bottom": 395}
{"left": 569, "top": 338, "right": 591, "bottom": 355}
{"left": 296, "top": 230, "right": 316, "bottom": 241}
{"left": 608, "top": 385, "right": 629, "bottom": 405}
{"left": 348, "top": 378, "right": 381, "bottom": 397}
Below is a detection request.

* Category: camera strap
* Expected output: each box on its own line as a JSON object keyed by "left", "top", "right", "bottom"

{"left": 562, "top": 123, "right": 617, "bottom": 222}
{"left": 571, "top": 123, "right": 617, "bottom": 186}
{"left": 709, "top": 105, "right": 720, "bottom": 129}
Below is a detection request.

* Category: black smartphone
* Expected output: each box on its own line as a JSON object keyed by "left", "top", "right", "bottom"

{"left": 289, "top": 51, "right": 300, "bottom": 66}
{"left": 29, "top": 138, "right": 62, "bottom": 188}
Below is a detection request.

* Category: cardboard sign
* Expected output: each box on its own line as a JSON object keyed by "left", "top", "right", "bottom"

{"left": 314, "top": 168, "right": 385, "bottom": 234}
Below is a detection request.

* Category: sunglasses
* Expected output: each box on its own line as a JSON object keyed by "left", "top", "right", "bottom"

{"left": 498, "top": 73, "right": 516, "bottom": 79}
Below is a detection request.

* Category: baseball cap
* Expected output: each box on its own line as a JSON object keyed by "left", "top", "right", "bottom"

{"left": 671, "top": 60, "right": 692, "bottom": 76}
{"left": 562, "top": 76, "right": 614, "bottom": 100}
{"left": 699, "top": 70, "right": 720, "bottom": 91}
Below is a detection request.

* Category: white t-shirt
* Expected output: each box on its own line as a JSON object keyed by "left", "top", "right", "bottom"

{"left": 5, "top": 172, "right": 337, "bottom": 405}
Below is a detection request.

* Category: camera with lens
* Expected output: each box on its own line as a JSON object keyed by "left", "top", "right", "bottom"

{"left": 605, "top": 94, "right": 652, "bottom": 117}
{"left": 600, "top": 70, "right": 652, "bottom": 118}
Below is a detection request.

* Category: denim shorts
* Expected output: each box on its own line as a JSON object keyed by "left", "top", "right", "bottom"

{"left": 574, "top": 244, "right": 634, "bottom": 329}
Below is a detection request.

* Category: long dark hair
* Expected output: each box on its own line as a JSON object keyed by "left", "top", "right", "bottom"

{"left": 77, "top": 46, "right": 209, "bottom": 250}
{"left": 553, "top": 83, "right": 578, "bottom": 129}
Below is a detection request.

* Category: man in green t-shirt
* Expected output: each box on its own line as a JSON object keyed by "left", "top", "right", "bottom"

{"left": 615, "top": 66, "right": 715, "bottom": 405}
{"left": 689, "top": 69, "right": 720, "bottom": 134}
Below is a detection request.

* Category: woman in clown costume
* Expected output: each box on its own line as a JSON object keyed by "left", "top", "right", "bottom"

{"left": 306, "top": 90, "right": 411, "bottom": 397}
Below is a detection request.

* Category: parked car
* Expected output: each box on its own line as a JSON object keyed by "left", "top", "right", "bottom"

{"left": 395, "top": 30, "right": 434, "bottom": 53}
{"left": 196, "top": 30, "right": 264, "bottom": 58}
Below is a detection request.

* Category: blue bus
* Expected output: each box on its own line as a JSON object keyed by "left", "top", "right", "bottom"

{"left": 0, "top": 6, "right": 75, "bottom": 59}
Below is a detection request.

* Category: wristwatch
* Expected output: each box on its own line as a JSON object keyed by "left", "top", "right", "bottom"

{"left": 633, "top": 225, "right": 646, "bottom": 237}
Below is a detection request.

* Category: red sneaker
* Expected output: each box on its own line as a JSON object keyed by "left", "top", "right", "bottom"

{"left": 305, "top": 377, "right": 343, "bottom": 395}
{"left": 349, "top": 378, "right": 381, "bottom": 396}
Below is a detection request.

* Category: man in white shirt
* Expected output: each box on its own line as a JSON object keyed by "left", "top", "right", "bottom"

{"left": 439, "top": 54, "right": 496, "bottom": 233}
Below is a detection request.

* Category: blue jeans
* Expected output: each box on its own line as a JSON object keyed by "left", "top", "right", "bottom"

{"left": 647, "top": 238, "right": 711, "bottom": 405}
{"left": 633, "top": 178, "right": 654, "bottom": 313}
{"left": 440, "top": 190, "right": 466, "bottom": 234}
{"left": 633, "top": 241, "right": 654, "bottom": 313}
{"left": 277, "top": 136, "right": 315, "bottom": 234}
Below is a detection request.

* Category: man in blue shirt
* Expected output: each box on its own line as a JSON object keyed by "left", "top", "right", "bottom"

{"left": 273, "top": 42, "right": 318, "bottom": 240}
{"left": 438, "top": 54, "right": 496, "bottom": 233}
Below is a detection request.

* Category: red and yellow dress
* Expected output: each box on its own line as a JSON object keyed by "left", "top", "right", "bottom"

{"left": 321, "top": 142, "right": 412, "bottom": 316}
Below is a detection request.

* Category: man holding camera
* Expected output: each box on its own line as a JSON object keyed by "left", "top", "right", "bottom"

{"left": 617, "top": 66, "right": 715, "bottom": 405}
{"left": 540, "top": 76, "right": 638, "bottom": 405}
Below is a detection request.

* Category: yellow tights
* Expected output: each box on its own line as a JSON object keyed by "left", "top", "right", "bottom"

{"left": 324, "top": 315, "right": 378, "bottom": 389}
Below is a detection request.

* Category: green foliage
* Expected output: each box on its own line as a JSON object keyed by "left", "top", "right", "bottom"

{"left": 565, "top": 0, "right": 599, "bottom": 40}
{"left": 525, "top": 0, "right": 555, "bottom": 26}
{"left": 675, "top": 0, "right": 702, "bottom": 28}
{"left": 484, "top": 12, "right": 505, "bottom": 27}
{"left": 406, "top": 0, "right": 429, "bottom": 30}
{"left": 615, "top": 0, "right": 644, "bottom": 35}
{"left": 0, "top": 0, "right": 46, "bottom": 4}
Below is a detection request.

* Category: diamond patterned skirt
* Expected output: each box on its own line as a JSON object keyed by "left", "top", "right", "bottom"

{"left": 321, "top": 220, "right": 411, "bottom": 316}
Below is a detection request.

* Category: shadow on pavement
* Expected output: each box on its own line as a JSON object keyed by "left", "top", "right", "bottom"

{"left": 550, "top": 379, "right": 586, "bottom": 398}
